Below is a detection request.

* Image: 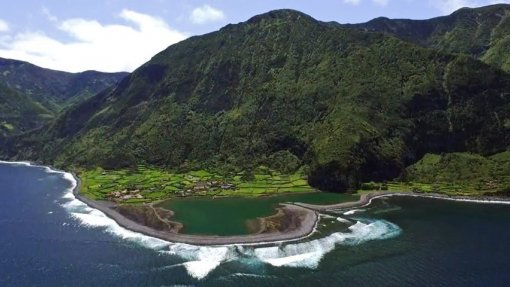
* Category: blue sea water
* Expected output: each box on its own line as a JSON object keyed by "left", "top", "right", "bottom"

{"left": 1, "top": 162, "right": 510, "bottom": 286}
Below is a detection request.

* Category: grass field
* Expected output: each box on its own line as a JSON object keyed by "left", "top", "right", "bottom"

{"left": 357, "top": 151, "right": 510, "bottom": 196}
{"left": 79, "top": 151, "right": 510, "bottom": 202}
{"left": 78, "top": 165, "right": 315, "bottom": 202}
{"left": 357, "top": 181, "right": 479, "bottom": 196}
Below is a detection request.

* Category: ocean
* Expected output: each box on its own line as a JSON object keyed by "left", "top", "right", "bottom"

{"left": 1, "top": 161, "right": 510, "bottom": 286}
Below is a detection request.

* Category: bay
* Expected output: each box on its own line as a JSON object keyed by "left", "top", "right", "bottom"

{"left": 1, "top": 162, "right": 510, "bottom": 286}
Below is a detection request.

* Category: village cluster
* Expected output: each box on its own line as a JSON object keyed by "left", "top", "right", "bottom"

{"left": 107, "top": 180, "right": 237, "bottom": 201}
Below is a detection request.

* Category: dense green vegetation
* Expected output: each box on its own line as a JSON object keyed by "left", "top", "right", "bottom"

{"left": 79, "top": 165, "right": 313, "bottom": 202}
{"left": 0, "top": 57, "right": 127, "bottom": 135}
{"left": 0, "top": 5, "right": 510, "bottom": 200}
{"left": 1, "top": 7, "right": 510, "bottom": 196}
{"left": 0, "top": 82, "right": 53, "bottom": 136}
{"left": 403, "top": 151, "right": 510, "bottom": 195}
{"left": 346, "top": 4, "right": 510, "bottom": 72}
{"left": 359, "top": 151, "right": 510, "bottom": 196}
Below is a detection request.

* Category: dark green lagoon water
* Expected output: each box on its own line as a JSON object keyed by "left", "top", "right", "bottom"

{"left": 158, "top": 193, "right": 356, "bottom": 235}
{"left": 3, "top": 161, "right": 510, "bottom": 286}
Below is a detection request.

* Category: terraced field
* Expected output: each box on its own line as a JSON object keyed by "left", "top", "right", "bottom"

{"left": 78, "top": 165, "right": 315, "bottom": 202}
{"left": 357, "top": 151, "right": 510, "bottom": 196}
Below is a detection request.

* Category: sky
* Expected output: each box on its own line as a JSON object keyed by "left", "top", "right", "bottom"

{"left": 0, "top": 0, "right": 508, "bottom": 73}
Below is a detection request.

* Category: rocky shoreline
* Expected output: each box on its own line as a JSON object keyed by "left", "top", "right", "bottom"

{"left": 73, "top": 174, "right": 510, "bottom": 245}
{"left": 6, "top": 160, "right": 510, "bottom": 246}
{"left": 293, "top": 191, "right": 510, "bottom": 212}
{"left": 72, "top": 174, "right": 320, "bottom": 245}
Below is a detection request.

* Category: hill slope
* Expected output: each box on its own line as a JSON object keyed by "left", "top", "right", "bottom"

{"left": 345, "top": 4, "right": 510, "bottom": 72}
{"left": 0, "top": 58, "right": 128, "bottom": 135}
{"left": 0, "top": 83, "right": 53, "bottom": 137}
{"left": 4, "top": 9, "right": 510, "bottom": 192}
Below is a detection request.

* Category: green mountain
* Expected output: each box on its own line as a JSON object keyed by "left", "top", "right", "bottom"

{"left": 0, "top": 57, "right": 128, "bottom": 135}
{"left": 401, "top": 151, "right": 510, "bottom": 195}
{"left": 0, "top": 82, "right": 52, "bottom": 137}
{"left": 3, "top": 9, "right": 510, "bottom": 193}
{"left": 345, "top": 4, "right": 510, "bottom": 71}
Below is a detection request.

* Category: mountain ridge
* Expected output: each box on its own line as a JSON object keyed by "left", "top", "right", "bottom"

{"left": 0, "top": 57, "right": 129, "bottom": 110}
{"left": 344, "top": 4, "right": 510, "bottom": 71}
{"left": 2, "top": 6, "right": 510, "bottom": 193}
{"left": 0, "top": 57, "right": 128, "bottom": 135}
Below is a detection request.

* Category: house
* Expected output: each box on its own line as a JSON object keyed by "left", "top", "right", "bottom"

{"left": 193, "top": 182, "right": 208, "bottom": 191}
{"left": 221, "top": 184, "right": 236, "bottom": 190}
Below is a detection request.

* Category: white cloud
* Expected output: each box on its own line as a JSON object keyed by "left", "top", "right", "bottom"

{"left": 430, "top": 0, "right": 510, "bottom": 14}
{"left": 0, "top": 19, "right": 9, "bottom": 32}
{"left": 0, "top": 9, "right": 187, "bottom": 73}
{"left": 42, "top": 7, "right": 58, "bottom": 22}
{"left": 190, "top": 5, "right": 225, "bottom": 24}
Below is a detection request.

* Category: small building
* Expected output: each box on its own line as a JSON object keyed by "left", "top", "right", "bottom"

{"left": 193, "top": 182, "right": 208, "bottom": 191}
{"left": 221, "top": 184, "right": 236, "bottom": 190}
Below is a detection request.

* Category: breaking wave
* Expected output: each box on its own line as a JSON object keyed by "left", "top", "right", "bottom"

{"left": 58, "top": 171, "right": 401, "bottom": 279}
{"left": 250, "top": 220, "right": 400, "bottom": 268}
{"left": 60, "top": 182, "right": 401, "bottom": 280}
{"left": 343, "top": 209, "right": 365, "bottom": 215}
{"left": 0, "top": 161, "right": 403, "bottom": 280}
{"left": 0, "top": 160, "right": 33, "bottom": 166}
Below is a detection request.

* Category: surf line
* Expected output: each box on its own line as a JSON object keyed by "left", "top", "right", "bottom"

{"left": 0, "top": 160, "right": 402, "bottom": 280}
{"left": 293, "top": 191, "right": 510, "bottom": 214}
{"left": 0, "top": 160, "right": 326, "bottom": 246}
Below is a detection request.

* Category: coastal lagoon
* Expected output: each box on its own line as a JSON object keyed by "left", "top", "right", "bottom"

{"left": 2, "top": 162, "right": 510, "bottom": 286}
{"left": 158, "top": 193, "right": 356, "bottom": 235}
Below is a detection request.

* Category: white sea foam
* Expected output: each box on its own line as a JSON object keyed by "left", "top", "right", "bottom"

{"left": 163, "top": 244, "right": 237, "bottom": 279}
{"left": 252, "top": 219, "right": 400, "bottom": 269}
{"left": 182, "top": 253, "right": 226, "bottom": 279}
{"left": 61, "top": 191, "right": 76, "bottom": 200}
{"left": 66, "top": 198, "right": 170, "bottom": 249}
{"left": 224, "top": 273, "right": 274, "bottom": 279}
{"left": 183, "top": 260, "right": 220, "bottom": 279}
{"left": 0, "top": 160, "right": 405, "bottom": 280}
{"left": 361, "top": 193, "right": 510, "bottom": 208}
{"left": 343, "top": 209, "right": 365, "bottom": 215}
{"left": 336, "top": 217, "right": 352, "bottom": 223}
{"left": 49, "top": 162, "right": 400, "bottom": 279}
{"left": 62, "top": 199, "right": 90, "bottom": 210}
{"left": 64, "top": 192, "right": 401, "bottom": 280}
{"left": 259, "top": 250, "right": 322, "bottom": 267}
{"left": 0, "top": 160, "right": 32, "bottom": 166}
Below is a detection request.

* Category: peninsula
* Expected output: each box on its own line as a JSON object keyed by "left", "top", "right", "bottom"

{"left": 73, "top": 174, "right": 320, "bottom": 245}
{"left": 2, "top": 5, "right": 510, "bottom": 244}
{"left": 70, "top": 159, "right": 510, "bottom": 245}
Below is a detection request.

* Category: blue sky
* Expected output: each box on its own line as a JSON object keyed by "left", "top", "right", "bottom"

{"left": 0, "top": 0, "right": 507, "bottom": 72}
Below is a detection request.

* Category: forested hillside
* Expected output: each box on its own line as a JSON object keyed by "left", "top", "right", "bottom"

{"left": 0, "top": 58, "right": 127, "bottom": 135}
{"left": 346, "top": 4, "right": 510, "bottom": 72}
{"left": 3, "top": 9, "right": 509, "bottom": 192}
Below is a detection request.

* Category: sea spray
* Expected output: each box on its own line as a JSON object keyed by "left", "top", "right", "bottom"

{"left": 21, "top": 161, "right": 402, "bottom": 280}
{"left": 61, "top": 180, "right": 402, "bottom": 279}
{"left": 0, "top": 160, "right": 32, "bottom": 167}
{"left": 168, "top": 245, "right": 235, "bottom": 279}
{"left": 337, "top": 217, "right": 352, "bottom": 223}
{"left": 63, "top": 193, "right": 171, "bottom": 250}
{"left": 251, "top": 219, "right": 401, "bottom": 268}
{"left": 360, "top": 193, "right": 510, "bottom": 208}
{"left": 343, "top": 209, "right": 366, "bottom": 215}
